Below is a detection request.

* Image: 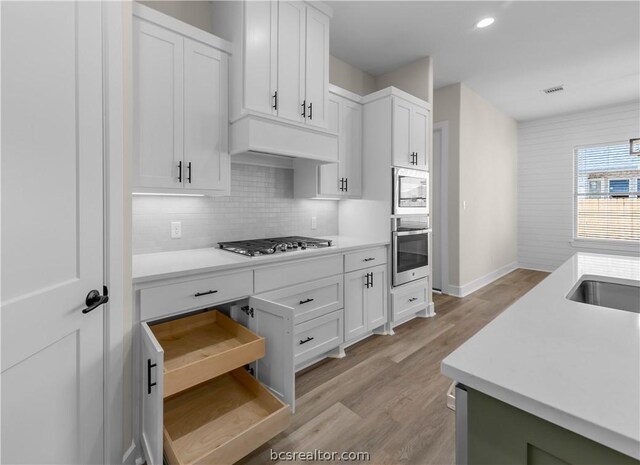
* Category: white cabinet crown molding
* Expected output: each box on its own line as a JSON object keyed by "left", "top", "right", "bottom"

{"left": 328, "top": 84, "right": 363, "bottom": 104}
{"left": 362, "top": 86, "right": 431, "bottom": 110}
{"left": 133, "top": 2, "right": 232, "bottom": 53}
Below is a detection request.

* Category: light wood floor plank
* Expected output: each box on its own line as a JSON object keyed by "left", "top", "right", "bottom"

{"left": 237, "top": 269, "right": 548, "bottom": 465}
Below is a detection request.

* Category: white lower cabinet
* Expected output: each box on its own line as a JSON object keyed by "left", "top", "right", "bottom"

{"left": 140, "top": 310, "right": 289, "bottom": 465}
{"left": 248, "top": 274, "right": 345, "bottom": 412}
{"left": 391, "top": 277, "right": 430, "bottom": 323}
{"left": 344, "top": 264, "right": 388, "bottom": 342}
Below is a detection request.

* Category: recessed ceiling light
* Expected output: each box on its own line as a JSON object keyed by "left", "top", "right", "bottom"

{"left": 476, "top": 17, "right": 495, "bottom": 28}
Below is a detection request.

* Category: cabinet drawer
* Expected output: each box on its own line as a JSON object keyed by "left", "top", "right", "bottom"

{"left": 148, "top": 311, "right": 265, "bottom": 398}
{"left": 344, "top": 247, "right": 387, "bottom": 273}
{"left": 294, "top": 310, "right": 343, "bottom": 367}
{"left": 140, "top": 270, "right": 253, "bottom": 321}
{"left": 254, "top": 254, "right": 343, "bottom": 293}
{"left": 391, "top": 278, "right": 428, "bottom": 322}
{"left": 163, "top": 368, "right": 290, "bottom": 465}
{"left": 252, "top": 275, "right": 343, "bottom": 324}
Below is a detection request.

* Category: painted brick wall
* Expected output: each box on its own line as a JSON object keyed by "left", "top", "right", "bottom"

{"left": 133, "top": 164, "right": 339, "bottom": 254}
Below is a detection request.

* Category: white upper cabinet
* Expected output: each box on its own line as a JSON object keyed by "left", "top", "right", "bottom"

{"left": 133, "top": 20, "right": 184, "bottom": 189}
{"left": 277, "top": 1, "right": 307, "bottom": 124}
{"left": 133, "top": 5, "right": 232, "bottom": 195}
{"left": 304, "top": 6, "right": 330, "bottom": 128}
{"left": 212, "top": 1, "right": 337, "bottom": 162}
{"left": 243, "top": 0, "right": 278, "bottom": 116}
{"left": 294, "top": 86, "right": 362, "bottom": 199}
{"left": 392, "top": 96, "right": 430, "bottom": 169}
{"left": 183, "top": 38, "right": 229, "bottom": 192}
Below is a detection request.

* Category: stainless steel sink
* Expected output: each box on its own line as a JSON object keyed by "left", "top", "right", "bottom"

{"left": 568, "top": 279, "right": 640, "bottom": 313}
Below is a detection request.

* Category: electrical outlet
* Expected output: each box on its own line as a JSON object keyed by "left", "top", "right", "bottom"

{"left": 311, "top": 216, "right": 317, "bottom": 230}
{"left": 171, "top": 221, "right": 182, "bottom": 239}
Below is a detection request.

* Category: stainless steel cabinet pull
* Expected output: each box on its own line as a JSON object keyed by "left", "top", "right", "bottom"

{"left": 299, "top": 336, "right": 314, "bottom": 345}
{"left": 299, "top": 298, "right": 314, "bottom": 305}
{"left": 194, "top": 289, "right": 218, "bottom": 297}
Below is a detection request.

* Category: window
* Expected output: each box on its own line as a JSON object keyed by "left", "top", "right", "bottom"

{"left": 574, "top": 142, "right": 640, "bottom": 241}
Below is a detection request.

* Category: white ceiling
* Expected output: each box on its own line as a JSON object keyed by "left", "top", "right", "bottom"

{"left": 328, "top": 1, "right": 640, "bottom": 121}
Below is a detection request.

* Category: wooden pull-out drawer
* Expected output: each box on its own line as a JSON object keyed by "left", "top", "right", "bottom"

{"left": 251, "top": 275, "right": 343, "bottom": 324}
{"left": 140, "top": 270, "right": 253, "bottom": 321}
{"left": 294, "top": 310, "right": 343, "bottom": 367}
{"left": 149, "top": 311, "right": 265, "bottom": 398}
{"left": 391, "top": 277, "right": 429, "bottom": 322}
{"left": 344, "top": 247, "right": 387, "bottom": 273}
{"left": 163, "top": 368, "right": 290, "bottom": 465}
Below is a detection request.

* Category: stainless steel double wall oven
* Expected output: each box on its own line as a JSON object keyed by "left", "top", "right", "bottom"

{"left": 392, "top": 168, "right": 430, "bottom": 287}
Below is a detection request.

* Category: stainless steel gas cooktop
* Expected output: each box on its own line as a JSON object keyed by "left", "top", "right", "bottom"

{"left": 217, "top": 236, "right": 333, "bottom": 257}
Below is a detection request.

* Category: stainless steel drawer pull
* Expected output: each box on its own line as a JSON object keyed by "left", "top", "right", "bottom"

{"left": 408, "top": 297, "right": 418, "bottom": 302}
{"left": 363, "top": 257, "right": 375, "bottom": 262}
{"left": 194, "top": 289, "right": 218, "bottom": 297}
{"left": 299, "top": 336, "right": 314, "bottom": 345}
{"left": 299, "top": 298, "right": 314, "bottom": 305}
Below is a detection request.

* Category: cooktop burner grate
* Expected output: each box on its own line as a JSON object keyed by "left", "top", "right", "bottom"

{"left": 218, "top": 236, "right": 333, "bottom": 257}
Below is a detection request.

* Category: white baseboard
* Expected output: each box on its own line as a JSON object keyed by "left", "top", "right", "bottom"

{"left": 517, "top": 262, "right": 556, "bottom": 273}
{"left": 449, "top": 261, "right": 518, "bottom": 297}
{"left": 121, "top": 440, "right": 136, "bottom": 465}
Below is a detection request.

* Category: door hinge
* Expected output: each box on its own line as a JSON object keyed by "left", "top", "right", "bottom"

{"left": 241, "top": 305, "right": 254, "bottom": 318}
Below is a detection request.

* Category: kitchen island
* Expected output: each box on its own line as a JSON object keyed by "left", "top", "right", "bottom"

{"left": 442, "top": 252, "right": 640, "bottom": 462}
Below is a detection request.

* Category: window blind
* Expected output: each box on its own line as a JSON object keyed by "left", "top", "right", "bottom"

{"left": 575, "top": 142, "right": 640, "bottom": 240}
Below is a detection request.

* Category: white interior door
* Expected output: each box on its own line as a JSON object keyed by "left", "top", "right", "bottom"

{"left": 432, "top": 123, "right": 449, "bottom": 292}
{"left": 184, "top": 38, "right": 229, "bottom": 192}
{"left": 133, "top": 18, "right": 184, "bottom": 189}
{"left": 304, "top": 5, "right": 329, "bottom": 128}
{"left": 1, "top": 2, "right": 106, "bottom": 463}
{"left": 277, "top": 1, "right": 306, "bottom": 123}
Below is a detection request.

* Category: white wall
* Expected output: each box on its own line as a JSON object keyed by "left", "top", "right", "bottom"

{"left": 434, "top": 83, "right": 518, "bottom": 294}
{"left": 139, "top": 0, "right": 213, "bottom": 33}
{"left": 330, "top": 55, "right": 376, "bottom": 96}
{"left": 375, "top": 57, "right": 433, "bottom": 104}
{"left": 518, "top": 102, "right": 640, "bottom": 271}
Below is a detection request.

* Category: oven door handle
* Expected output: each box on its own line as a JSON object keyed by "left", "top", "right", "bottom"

{"left": 394, "top": 229, "right": 430, "bottom": 236}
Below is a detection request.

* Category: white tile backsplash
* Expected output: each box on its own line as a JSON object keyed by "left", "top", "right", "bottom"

{"left": 132, "top": 164, "right": 339, "bottom": 254}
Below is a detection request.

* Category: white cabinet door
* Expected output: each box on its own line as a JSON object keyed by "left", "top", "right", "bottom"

{"left": 1, "top": 2, "right": 105, "bottom": 463}
{"left": 304, "top": 5, "right": 330, "bottom": 128}
{"left": 244, "top": 0, "right": 278, "bottom": 116}
{"left": 248, "top": 296, "right": 296, "bottom": 411}
{"left": 277, "top": 1, "right": 306, "bottom": 123}
{"left": 183, "top": 39, "right": 229, "bottom": 192}
{"left": 133, "top": 18, "right": 184, "bottom": 189}
{"left": 318, "top": 95, "right": 341, "bottom": 196}
{"left": 344, "top": 270, "right": 368, "bottom": 341}
{"left": 343, "top": 99, "right": 363, "bottom": 196}
{"left": 366, "top": 265, "right": 388, "bottom": 330}
{"left": 392, "top": 97, "right": 412, "bottom": 167}
{"left": 140, "top": 324, "right": 164, "bottom": 465}
{"left": 411, "top": 106, "right": 429, "bottom": 169}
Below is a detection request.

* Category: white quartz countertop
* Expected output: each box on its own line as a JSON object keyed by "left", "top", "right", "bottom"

{"left": 132, "top": 236, "right": 389, "bottom": 284}
{"left": 441, "top": 253, "right": 640, "bottom": 459}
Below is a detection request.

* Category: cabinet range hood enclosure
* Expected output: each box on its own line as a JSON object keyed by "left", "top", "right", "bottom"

{"left": 229, "top": 111, "right": 338, "bottom": 163}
